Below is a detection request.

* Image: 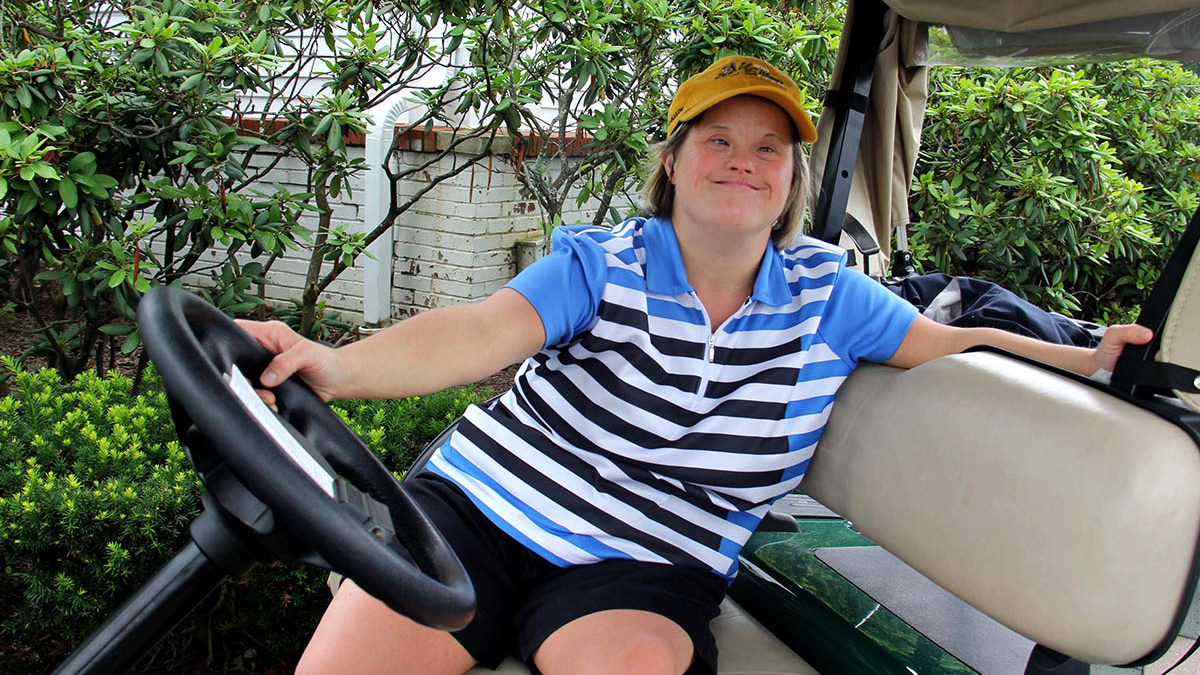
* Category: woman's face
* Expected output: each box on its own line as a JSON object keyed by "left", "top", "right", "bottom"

{"left": 667, "top": 95, "right": 795, "bottom": 243}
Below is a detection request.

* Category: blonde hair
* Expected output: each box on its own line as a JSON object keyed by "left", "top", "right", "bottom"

{"left": 641, "top": 119, "right": 812, "bottom": 249}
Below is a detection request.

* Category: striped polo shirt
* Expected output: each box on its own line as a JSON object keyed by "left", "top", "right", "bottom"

{"left": 427, "top": 216, "right": 917, "bottom": 578}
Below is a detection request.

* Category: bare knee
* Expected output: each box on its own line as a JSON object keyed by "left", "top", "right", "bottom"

{"left": 605, "top": 634, "right": 684, "bottom": 674}
{"left": 539, "top": 633, "right": 685, "bottom": 675}
{"left": 534, "top": 609, "right": 693, "bottom": 675}
{"left": 295, "top": 627, "right": 469, "bottom": 675}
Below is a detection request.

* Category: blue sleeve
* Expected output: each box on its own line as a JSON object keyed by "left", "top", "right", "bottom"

{"left": 504, "top": 226, "right": 608, "bottom": 348}
{"left": 819, "top": 264, "right": 919, "bottom": 365}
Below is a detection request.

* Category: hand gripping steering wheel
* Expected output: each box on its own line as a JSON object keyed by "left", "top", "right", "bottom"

{"left": 56, "top": 287, "right": 475, "bottom": 675}
{"left": 141, "top": 283, "right": 475, "bottom": 616}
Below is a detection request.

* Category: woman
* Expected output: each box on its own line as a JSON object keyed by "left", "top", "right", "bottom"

{"left": 240, "top": 55, "right": 1151, "bottom": 675}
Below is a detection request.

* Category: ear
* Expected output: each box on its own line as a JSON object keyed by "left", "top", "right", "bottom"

{"left": 663, "top": 152, "right": 675, "bottom": 183}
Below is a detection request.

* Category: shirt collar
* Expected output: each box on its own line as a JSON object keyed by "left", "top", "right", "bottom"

{"left": 642, "top": 217, "right": 792, "bottom": 307}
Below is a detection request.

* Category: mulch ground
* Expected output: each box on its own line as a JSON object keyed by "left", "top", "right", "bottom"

{"left": 0, "top": 306, "right": 38, "bottom": 369}
{"left": 0, "top": 303, "right": 56, "bottom": 396}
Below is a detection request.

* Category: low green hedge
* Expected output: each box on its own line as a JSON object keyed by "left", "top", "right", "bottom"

{"left": 0, "top": 359, "right": 491, "bottom": 674}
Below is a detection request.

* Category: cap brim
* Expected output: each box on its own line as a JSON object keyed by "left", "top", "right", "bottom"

{"left": 679, "top": 86, "right": 817, "bottom": 143}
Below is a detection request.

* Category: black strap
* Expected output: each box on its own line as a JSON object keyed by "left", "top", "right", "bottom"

{"left": 1111, "top": 203, "right": 1200, "bottom": 398}
{"left": 823, "top": 88, "right": 871, "bottom": 114}
{"left": 1121, "top": 362, "right": 1200, "bottom": 394}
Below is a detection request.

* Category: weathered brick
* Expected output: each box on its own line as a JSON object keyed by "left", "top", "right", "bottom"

{"left": 477, "top": 278, "right": 509, "bottom": 297}
{"left": 470, "top": 264, "right": 515, "bottom": 287}
{"left": 392, "top": 267, "right": 433, "bottom": 292}
{"left": 430, "top": 277, "right": 476, "bottom": 298}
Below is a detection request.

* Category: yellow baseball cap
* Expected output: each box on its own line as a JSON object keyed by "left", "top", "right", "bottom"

{"left": 666, "top": 55, "right": 817, "bottom": 142}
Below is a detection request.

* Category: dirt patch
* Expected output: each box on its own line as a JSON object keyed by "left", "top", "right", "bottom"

{"left": 0, "top": 298, "right": 131, "bottom": 396}
{"left": 474, "top": 363, "right": 520, "bottom": 396}
{"left": 0, "top": 305, "right": 38, "bottom": 368}
{"left": 0, "top": 280, "right": 147, "bottom": 390}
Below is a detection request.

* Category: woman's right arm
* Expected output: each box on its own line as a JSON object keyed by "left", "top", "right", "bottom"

{"left": 237, "top": 288, "right": 546, "bottom": 405}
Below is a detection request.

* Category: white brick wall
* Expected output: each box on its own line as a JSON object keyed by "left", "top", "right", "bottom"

{"left": 187, "top": 137, "right": 627, "bottom": 326}
{"left": 178, "top": 145, "right": 369, "bottom": 321}
{"left": 381, "top": 134, "right": 616, "bottom": 320}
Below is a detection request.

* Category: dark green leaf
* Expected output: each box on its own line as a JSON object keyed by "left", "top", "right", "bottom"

{"left": 98, "top": 323, "right": 135, "bottom": 336}
{"left": 180, "top": 73, "right": 204, "bottom": 92}
{"left": 58, "top": 177, "right": 78, "bottom": 209}
{"left": 121, "top": 332, "right": 141, "bottom": 355}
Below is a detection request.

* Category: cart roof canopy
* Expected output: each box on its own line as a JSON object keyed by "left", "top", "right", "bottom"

{"left": 886, "top": 0, "right": 1200, "bottom": 33}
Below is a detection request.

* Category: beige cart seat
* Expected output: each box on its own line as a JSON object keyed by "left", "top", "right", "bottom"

{"left": 805, "top": 354, "right": 1200, "bottom": 666}
{"left": 466, "top": 350, "right": 1200, "bottom": 674}
{"left": 802, "top": 205, "right": 1200, "bottom": 667}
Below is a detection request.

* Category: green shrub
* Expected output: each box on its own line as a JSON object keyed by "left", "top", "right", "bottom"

{"left": 333, "top": 386, "right": 496, "bottom": 477}
{"left": 0, "top": 363, "right": 193, "bottom": 665}
{"left": 0, "top": 360, "right": 489, "bottom": 673}
{"left": 909, "top": 61, "right": 1200, "bottom": 323}
{"left": 0, "top": 1, "right": 312, "bottom": 376}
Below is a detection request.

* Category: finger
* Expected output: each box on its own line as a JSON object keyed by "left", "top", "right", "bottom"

{"left": 235, "top": 319, "right": 301, "bottom": 355}
{"left": 259, "top": 348, "right": 300, "bottom": 388}
{"left": 1102, "top": 324, "right": 1154, "bottom": 351}
{"left": 234, "top": 320, "right": 308, "bottom": 388}
{"left": 258, "top": 338, "right": 324, "bottom": 389}
{"left": 1093, "top": 324, "right": 1155, "bottom": 373}
{"left": 1124, "top": 324, "right": 1154, "bottom": 345}
{"left": 255, "top": 387, "right": 279, "bottom": 413}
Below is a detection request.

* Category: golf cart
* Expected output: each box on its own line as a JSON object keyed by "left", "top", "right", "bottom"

{"left": 52, "top": 0, "right": 1200, "bottom": 674}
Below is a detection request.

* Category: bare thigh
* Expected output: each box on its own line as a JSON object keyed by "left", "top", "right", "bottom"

{"left": 533, "top": 609, "right": 694, "bottom": 675}
{"left": 294, "top": 579, "right": 477, "bottom": 675}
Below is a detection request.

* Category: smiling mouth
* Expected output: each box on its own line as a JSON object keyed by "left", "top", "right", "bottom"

{"left": 714, "top": 180, "right": 760, "bottom": 190}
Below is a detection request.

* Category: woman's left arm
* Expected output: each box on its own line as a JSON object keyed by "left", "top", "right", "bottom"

{"left": 885, "top": 314, "right": 1154, "bottom": 377}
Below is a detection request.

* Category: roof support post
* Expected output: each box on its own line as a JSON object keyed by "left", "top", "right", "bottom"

{"left": 812, "top": 0, "right": 889, "bottom": 244}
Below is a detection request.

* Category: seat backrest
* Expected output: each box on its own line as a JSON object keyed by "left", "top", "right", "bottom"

{"left": 802, "top": 353, "right": 1200, "bottom": 666}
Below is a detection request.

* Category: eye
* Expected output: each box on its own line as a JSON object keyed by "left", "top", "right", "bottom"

{"left": 758, "top": 144, "right": 779, "bottom": 154}
{"left": 710, "top": 137, "right": 729, "bottom": 146}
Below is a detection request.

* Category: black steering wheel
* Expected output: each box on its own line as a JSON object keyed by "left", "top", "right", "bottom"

{"left": 138, "top": 286, "right": 475, "bottom": 630}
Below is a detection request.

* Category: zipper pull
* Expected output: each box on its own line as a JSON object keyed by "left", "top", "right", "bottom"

{"left": 708, "top": 334, "right": 715, "bottom": 362}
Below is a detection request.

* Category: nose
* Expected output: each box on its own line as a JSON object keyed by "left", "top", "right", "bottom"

{"left": 726, "top": 145, "right": 754, "bottom": 173}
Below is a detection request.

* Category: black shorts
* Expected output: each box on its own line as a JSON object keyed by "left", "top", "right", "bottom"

{"left": 405, "top": 471, "right": 728, "bottom": 675}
